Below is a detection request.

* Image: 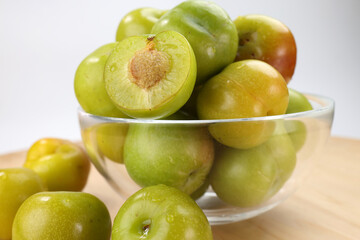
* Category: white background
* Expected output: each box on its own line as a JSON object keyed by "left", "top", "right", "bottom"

{"left": 0, "top": 0, "right": 359, "bottom": 154}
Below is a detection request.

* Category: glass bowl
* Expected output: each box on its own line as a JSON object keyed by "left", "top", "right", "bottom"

{"left": 78, "top": 93, "right": 334, "bottom": 225}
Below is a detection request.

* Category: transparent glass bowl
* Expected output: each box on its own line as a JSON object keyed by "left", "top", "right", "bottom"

{"left": 78, "top": 93, "right": 334, "bottom": 225}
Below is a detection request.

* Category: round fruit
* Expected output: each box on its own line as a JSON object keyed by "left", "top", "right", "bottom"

{"left": 0, "top": 168, "right": 46, "bottom": 240}
{"left": 116, "top": 7, "right": 166, "bottom": 41}
{"left": 234, "top": 14, "right": 297, "bottom": 83}
{"left": 96, "top": 123, "right": 129, "bottom": 164}
{"left": 197, "top": 60, "right": 289, "bottom": 149}
{"left": 152, "top": 0, "right": 238, "bottom": 84}
{"left": 265, "top": 121, "right": 297, "bottom": 197}
{"left": 284, "top": 120, "right": 307, "bottom": 152}
{"left": 24, "top": 138, "right": 90, "bottom": 191}
{"left": 124, "top": 123, "right": 214, "bottom": 195}
{"left": 181, "top": 85, "right": 203, "bottom": 118}
{"left": 286, "top": 88, "right": 313, "bottom": 114}
{"left": 12, "top": 192, "right": 111, "bottom": 240}
{"left": 285, "top": 88, "right": 313, "bottom": 151}
{"left": 112, "top": 184, "right": 213, "bottom": 240}
{"left": 210, "top": 121, "right": 296, "bottom": 207}
{"left": 104, "top": 31, "right": 197, "bottom": 119}
{"left": 190, "top": 177, "right": 210, "bottom": 200}
{"left": 210, "top": 144, "right": 278, "bottom": 207}
{"left": 74, "top": 43, "right": 128, "bottom": 118}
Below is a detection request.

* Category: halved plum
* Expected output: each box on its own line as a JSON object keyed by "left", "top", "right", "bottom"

{"left": 104, "top": 31, "right": 196, "bottom": 119}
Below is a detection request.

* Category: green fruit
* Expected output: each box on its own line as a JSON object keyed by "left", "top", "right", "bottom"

{"left": 210, "top": 144, "right": 278, "bottom": 207}
{"left": 181, "top": 85, "right": 203, "bottom": 118}
{"left": 124, "top": 123, "right": 214, "bottom": 195}
{"left": 24, "top": 138, "right": 90, "bottom": 191}
{"left": 285, "top": 89, "right": 313, "bottom": 151}
{"left": 197, "top": 60, "right": 289, "bottom": 149}
{"left": 81, "top": 127, "right": 105, "bottom": 175}
{"left": 191, "top": 177, "right": 210, "bottom": 200}
{"left": 0, "top": 168, "right": 46, "bottom": 240}
{"left": 96, "top": 123, "right": 129, "bottom": 164}
{"left": 12, "top": 192, "right": 111, "bottom": 240}
{"left": 152, "top": 0, "right": 238, "bottom": 84}
{"left": 160, "top": 110, "right": 193, "bottom": 120}
{"left": 266, "top": 121, "right": 297, "bottom": 197}
{"left": 284, "top": 120, "right": 307, "bottom": 152}
{"left": 104, "top": 31, "right": 197, "bottom": 119}
{"left": 286, "top": 88, "right": 313, "bottom": 114}
{"left": 74, "top": 43, "right": 128, "bottom": 118}
{"left": 116, "top": 7, "right": 166, "bottom": 41}
{"left": 234, "top": 14, "right": 297, "bottom": 83}
{"left": 112, "top": 184, "right": 213, "bottom": 240}
{"left": 210, "top": 121, "right": 296, "bottom": 207}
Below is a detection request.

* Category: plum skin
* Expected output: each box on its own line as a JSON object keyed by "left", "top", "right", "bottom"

{"left": 234, "top": 14, "right": 297, "bottom": 83}
{"left": 152, "top": 0, "right": 238, "bottom": 84}
{"left": 112, "top": 184, "right": 213, "bottom": 240}
{"left": 197, "top": 59, "right": 289, "bottom": 149}
{"left": 24, "top": 138, "right": 90, "bottom": 191}
{"left": 12, "top": 192, "right": 112, "bottom": 240}
{"left": 116, "top": 7, "right": 166, "bottom": 41}
{"left": 0, "top": 168, "right": 46, "bottom": 240}
{"left": 123, "top": 123, "right": 214, "bottom": 195}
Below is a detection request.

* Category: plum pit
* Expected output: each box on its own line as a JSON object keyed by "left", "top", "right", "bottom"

{"left": 129, "top": 40, "right": 170, "bottom": 90}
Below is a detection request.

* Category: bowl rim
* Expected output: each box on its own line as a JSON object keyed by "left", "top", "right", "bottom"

{"left": 77, "top": 92, "right": 335, "bottom": 124}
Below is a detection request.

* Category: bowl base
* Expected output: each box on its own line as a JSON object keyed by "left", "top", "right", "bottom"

{"left": 198, "top": 191, "right": 285, "bottom": 225}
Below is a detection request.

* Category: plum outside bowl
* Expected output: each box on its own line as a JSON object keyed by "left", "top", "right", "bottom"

{"left": 78, "top": 93, "right": 334, "bottom": 225}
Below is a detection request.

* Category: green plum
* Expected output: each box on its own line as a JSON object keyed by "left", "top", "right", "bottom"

{"left": 104, "top": 31, "right": 197, "bottom": 119}
{"left": 285, "top": 88, "right": 313, "bottom": 151}
{"left": 181, "top": 85, "right": 203, "bottom": 118}
{"left": 234, "top": 14, "right": 297, "bottom": 83}
{"left": 124, "top": 123, "right": 214, "bottom": 195}
{"left": 0, "top": 168, "right": 46, "bottom": 240}
{"left": 112, "top": 184, "right": 213, "bottom": 240}
{"left": 74, "top": 43, "right": 128, "bottom": 118}
{"left": 96, "top": 123, "right": 129, "bottom": 164}
{"left": 197, "top": 60, "right": 289, "bottom": 149}
{"left": 116, "top": 7, "right": 166, "bottom": 41}
{"left": 24, "top": 138, "right": 90, "bottom": 191}
{"left": 286, "top": 88, "right": 313, "bottom": 114}
{"left": 266, "top": 121, "right": 297, "bottom": 197}
{"left": 210, "top": 144, "right": 278, "bottom": 207}
{"left": 12, "top": 192, "right": 111, "bottom": 240}
{"left": 210, "top": 121, "right": 296, "bottom": 207}
{"left": 152, "top": 0, "right": 238, "bottom": 84}
{"left": 80, "top": 127, "right": 105, "bottom": 175}
{"left": 190, "top": 177, "right": 210, "bottom": 200}
{"left": 284, "top": 120, "right": 307, "bottom": 152}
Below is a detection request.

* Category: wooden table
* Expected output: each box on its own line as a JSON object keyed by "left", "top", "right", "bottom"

{"left": 1, "top": 137, "right": 359, "bottom": 239}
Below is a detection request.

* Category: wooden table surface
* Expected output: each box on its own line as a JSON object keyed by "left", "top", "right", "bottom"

{"left": 1, "top": 136, "right": 359, "bottom": 240}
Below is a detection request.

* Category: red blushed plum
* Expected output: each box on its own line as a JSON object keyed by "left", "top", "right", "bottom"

{"left": 197, "top": 60, "right": 289, "bottom": 149}
{"left": 234, "top": 14, "right": 297, "bottom": 83}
